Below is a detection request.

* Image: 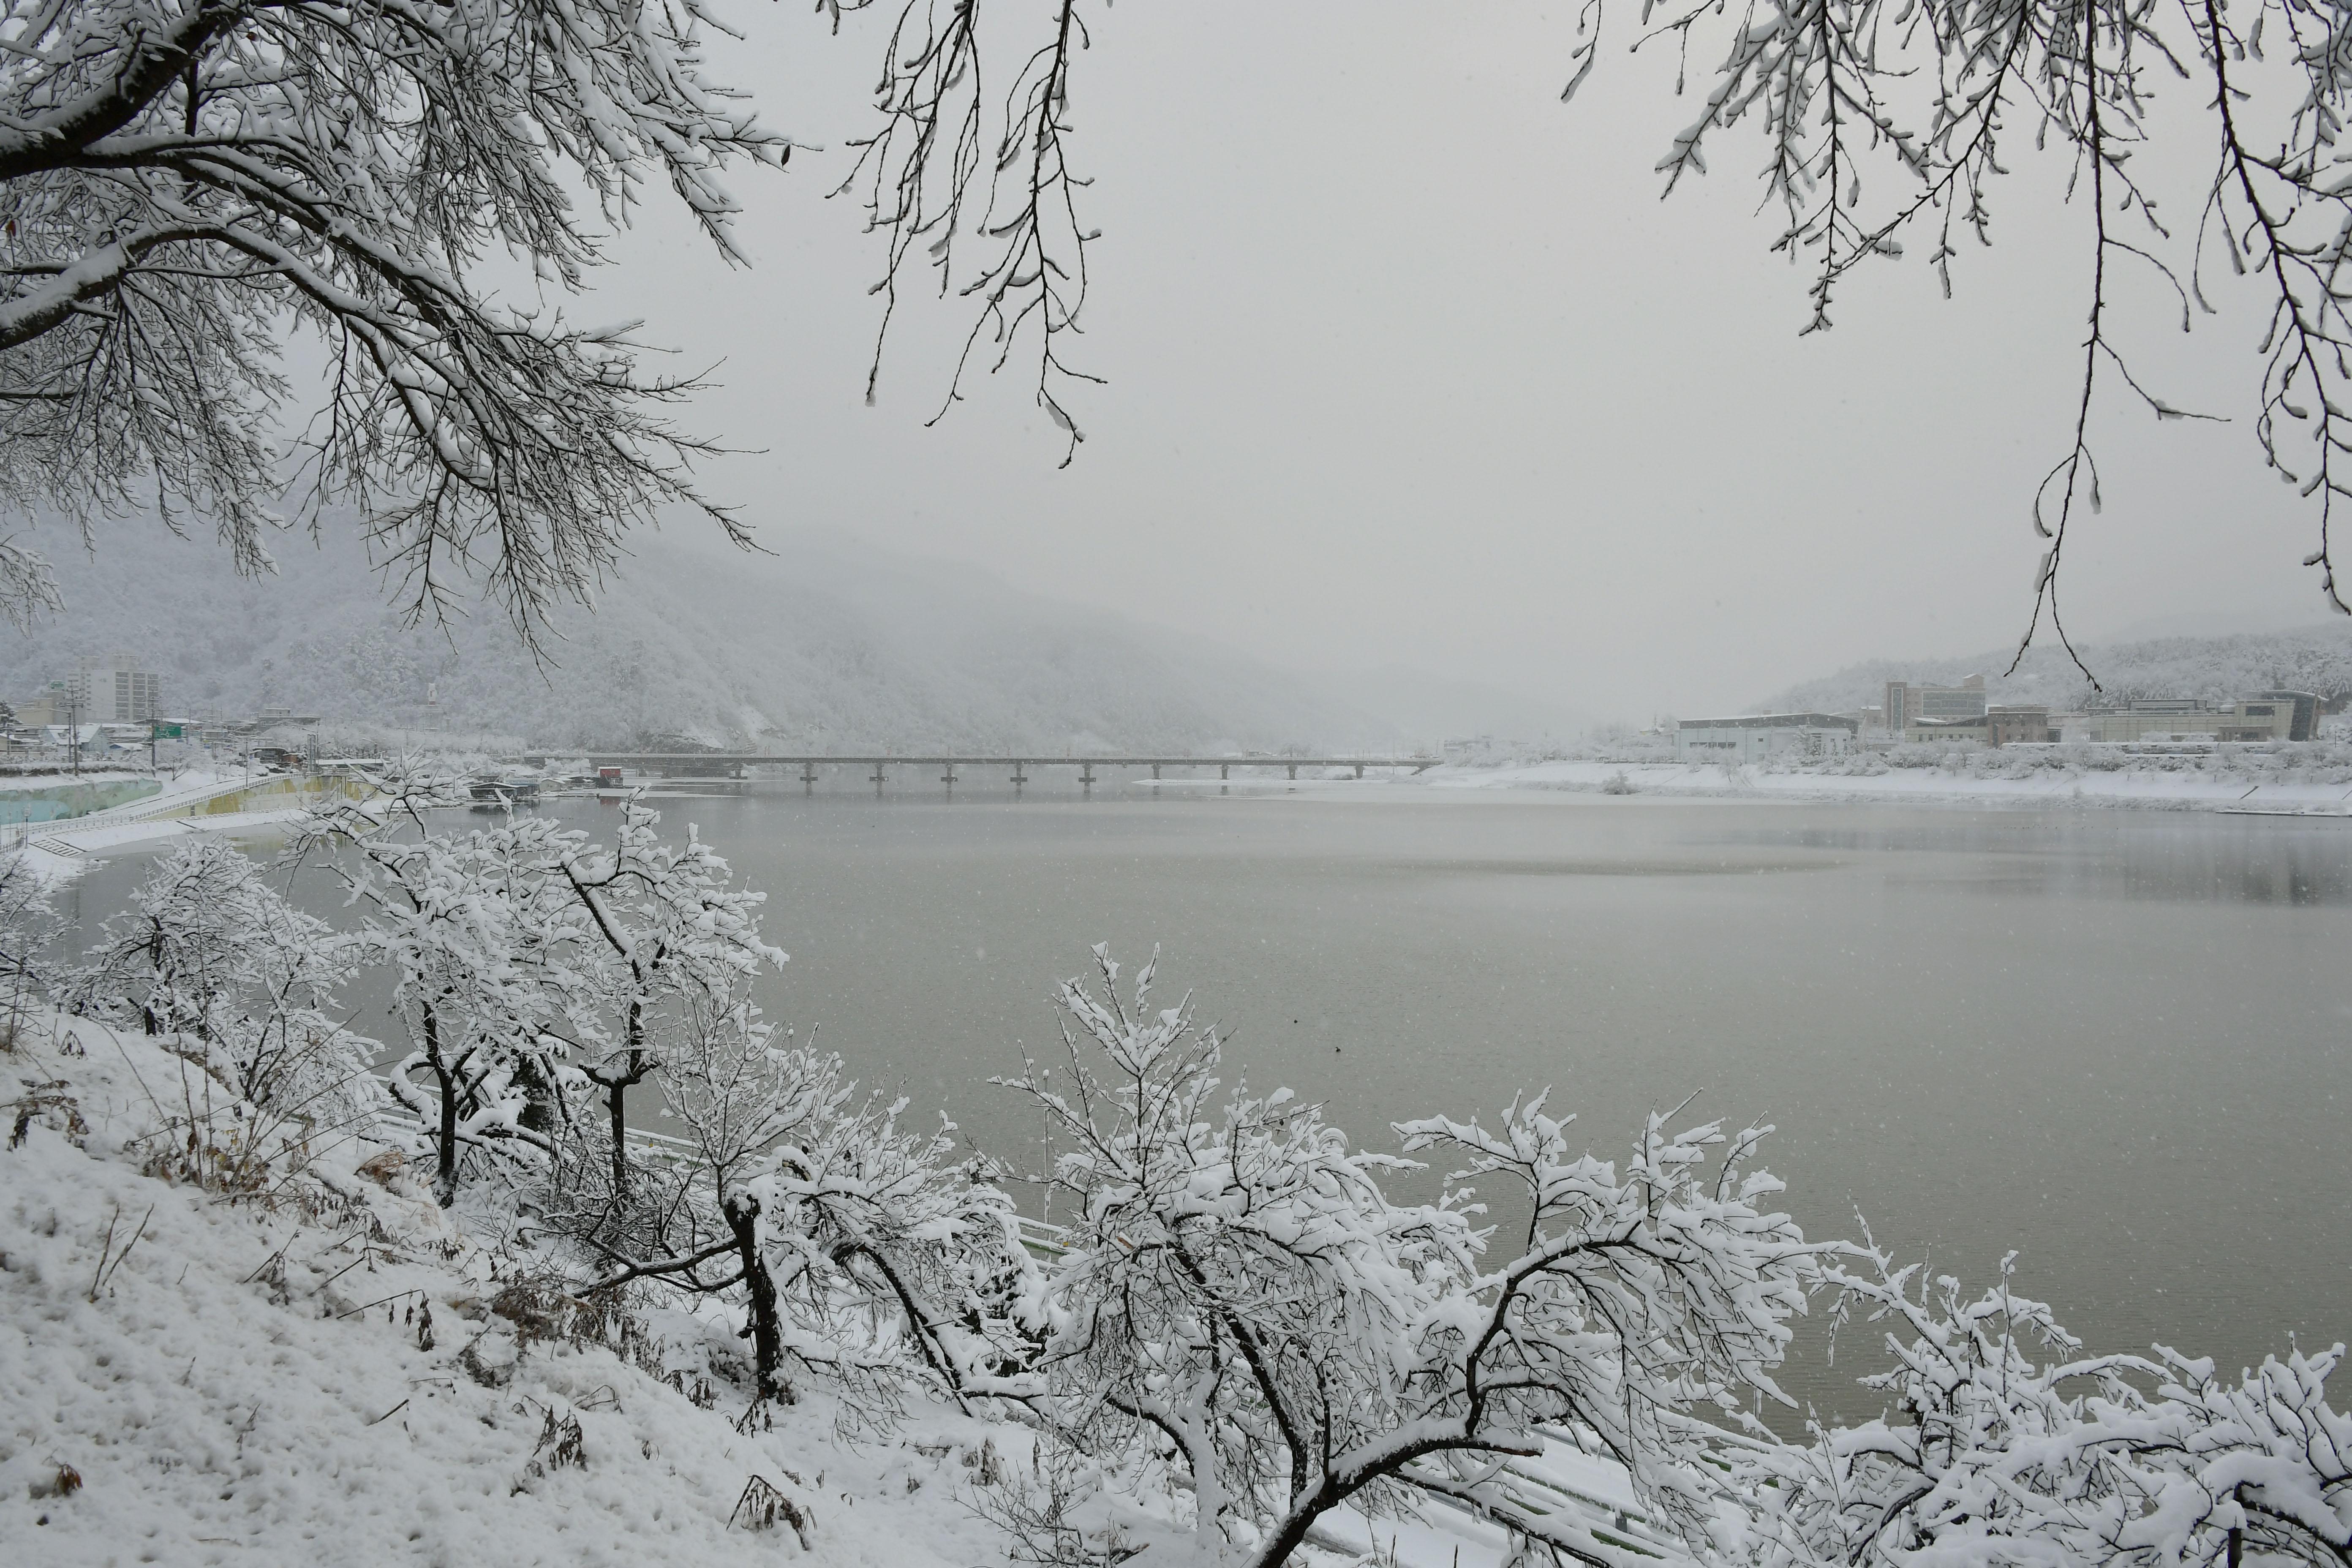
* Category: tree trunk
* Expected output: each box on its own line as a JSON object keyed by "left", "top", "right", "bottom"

{"left": 723, "top": 1189, "right": 790, "bottom": 1405}
{"left": 425, "top": 1006, "right": 458, "bottom": 1207}
{"left": 512, "top": 1054, "right": 560, "bottom": 1138}
{"left": 607, "top": 1076, "right": 630, "bottom": 1203}
{"left": 614, "top": 998, "right": 645, "bottom": 1200}
{"left": 587, "top": 1037, "right": 650, "bottom": 1206}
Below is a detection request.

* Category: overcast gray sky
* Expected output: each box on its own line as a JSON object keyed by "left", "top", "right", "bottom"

{"left": 567, "top": 0, "right": 2334, "bottom": 721}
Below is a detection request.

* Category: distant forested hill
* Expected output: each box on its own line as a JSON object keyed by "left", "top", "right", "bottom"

{"left": 1755, "top": 626, "right": 2352, "bottom": 716}
{"left": 0, "top": 519, "right": 1394, "bottom": 752}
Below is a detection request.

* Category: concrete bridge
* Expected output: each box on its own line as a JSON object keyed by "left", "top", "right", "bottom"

{"left": 564, "top": 753, "right": 1440, "bottom": 791}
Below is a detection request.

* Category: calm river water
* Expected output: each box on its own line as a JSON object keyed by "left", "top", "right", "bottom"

{"left": 57, "top": 780, "right": 2352, "bottom": 1411}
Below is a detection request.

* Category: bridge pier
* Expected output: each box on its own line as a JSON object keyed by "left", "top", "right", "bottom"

{"left": 871, "top": 763, "right": 887, "bottom": 794}
{"left": 1151, "top": 763, "right": 1161, "bottom": 780}
{"left": 801, "top": 761, "right": 818, "bottom": 795}
{"left": 941, "top": 762, "right": 957, "bottom": 792}
{"left": 1079, "top": 761, "right": 1095, "bottom": 792}
{"left": 1010, "top": 762, "right": 1027, "bottom": 793}
{"left": 1354, "top": 763, "right": 1364, "bottom": 779}
{"left": 1287, "top": 763, "right": 1298, "bottom": 780}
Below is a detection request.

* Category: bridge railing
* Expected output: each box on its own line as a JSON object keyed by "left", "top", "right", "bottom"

{"left": 551, "top": 753, "right": 1443, "bottom": 784}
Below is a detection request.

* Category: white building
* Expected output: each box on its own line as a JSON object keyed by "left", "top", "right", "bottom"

{"left": 1674, "top": 713, "right": 1860, "bottom": 763}
{"left": 66, "top": 655, "right": 162, "bottom": 724}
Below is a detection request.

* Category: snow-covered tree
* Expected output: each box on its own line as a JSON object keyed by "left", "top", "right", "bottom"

{"left": 294, "top": 774, "right": 584, "bottom": 1201}
{"left": 0, "top": 0, "right": 785, "bottom": 634}
{"left": 992, "top": 946, "right": 1825, "bottom": 1568}
{"left": 585, "top": 989, "right": 1033, "bottom": 1419}
{"left": 548, "top": 795, "right": 784, "bottom": 1206}
{"left": 64, "top": 836, "right": 376, "bottom": 1120}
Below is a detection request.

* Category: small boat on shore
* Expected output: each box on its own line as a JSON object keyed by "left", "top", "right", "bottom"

{"left": 468, "top": 776, "right": 542, "bottom": 809}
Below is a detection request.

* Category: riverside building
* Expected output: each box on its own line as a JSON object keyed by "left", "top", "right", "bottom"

{"left": 1674, "top": 713, "right": 1860, "bottom": 762}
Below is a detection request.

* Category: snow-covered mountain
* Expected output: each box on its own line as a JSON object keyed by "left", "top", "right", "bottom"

{"left": 0, "top": 520, "right": 1410, "bottom": 753}
{"left": 1754, "top": 624, "right": 2352, "bottom": 716}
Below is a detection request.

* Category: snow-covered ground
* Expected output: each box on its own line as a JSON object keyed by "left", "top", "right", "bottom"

{"left": 0, "top": 1010, "right": 1633, "bottom": 1568}
{"left": 0, "top": 1010, "right": 1058, "bottom": 1568}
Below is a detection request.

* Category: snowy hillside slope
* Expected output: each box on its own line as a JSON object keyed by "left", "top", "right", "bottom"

{"left": 1755, "top": 624, "right": 2352, "bottom": 716}
{"left": 0, "top": 1013, "right": 1040, "bottom": 1568}
{"left": 0, "top": 520, "right": 1396, "bottom": 754}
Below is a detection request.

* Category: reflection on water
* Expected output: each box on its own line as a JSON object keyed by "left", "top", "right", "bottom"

{"left": 47, "top": 787, "right": 2352, "bottom": 1416}
{"left": 1395, "top": 857, "right": 1838, "bottom": 878}
{"left": 1707, "top": 817, "right": 2352, "bottom": 904}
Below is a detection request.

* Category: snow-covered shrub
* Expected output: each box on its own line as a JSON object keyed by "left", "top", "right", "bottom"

{"left": 1450, "top": 733, "right": 1674, "bottom": 769}
{"left": 63, "top": 838, "right": 378, "bottom": 1126}
{"left": 0, "top": 847, "right": 58, "bottom": 1029}
{"left": 581, "top": 992, "right": 1033, "bottom": 1424}
{"left": 994, "top": 946, "right": 1825, "bottom": 1568}
{"left": 1738, "top": 1248, "right": 2352, "bottom": 1568}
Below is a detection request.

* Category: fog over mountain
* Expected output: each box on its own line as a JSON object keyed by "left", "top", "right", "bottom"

{"left": 2, "top": 521, "right": 1572, "bottom": 752}
{"left": 1755, "top": 624, "right": 2352, "bottom": 716}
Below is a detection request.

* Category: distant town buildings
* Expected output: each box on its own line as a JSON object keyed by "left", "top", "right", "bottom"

{"left": 1671, "top": 687, "right": 2328, "bottom": 756}
{"left": 1674, "top": 713, "right": 1859, "bottom": 762}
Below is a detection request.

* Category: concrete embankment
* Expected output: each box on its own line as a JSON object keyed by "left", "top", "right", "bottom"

{"left": 0, "top": 775, "right": 161, "bottom": 825}
{"left": 14, "top": 771, "right": 376, "bottom": 885}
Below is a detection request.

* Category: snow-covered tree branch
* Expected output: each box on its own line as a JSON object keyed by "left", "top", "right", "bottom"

{"left": 580, "top": 988, "right": 1036, "bottom": 1425}
{"left": 839, "top": 0, "right": 1101, "bottom": 465}
{"left": 0, "top": 0, "right": 788, "bottom": 636}
{"left": 1596, "top": 0, "right": 2352, "bottom": 664}
{"left": 0, "top": 844, "right": 60, "bottom": 1021}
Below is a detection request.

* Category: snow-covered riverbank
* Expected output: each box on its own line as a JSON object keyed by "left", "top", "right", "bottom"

{"left": 11, "top": 769, "right": 357, "bottom": 887}
{"left": 1416, "top": 754, "right": 2352, "bottom": 812}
